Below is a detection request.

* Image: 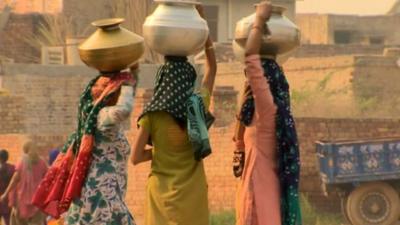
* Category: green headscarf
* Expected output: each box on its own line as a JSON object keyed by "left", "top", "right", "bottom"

{"left": 139, "top": 56, "right": 214, "bottom": 160}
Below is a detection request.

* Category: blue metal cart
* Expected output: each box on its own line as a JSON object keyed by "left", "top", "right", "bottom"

{"left": 316, "top": 137, "right": 400, "bottom": 225}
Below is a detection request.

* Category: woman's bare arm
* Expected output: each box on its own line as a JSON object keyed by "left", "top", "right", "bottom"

{"left": 196, "top": 5, "right": 218, "bottom": 93}
{"left": 131, "top": 127, "right": 152, "bottom": 166}
{"left": 245, "top": 1, "right": 272, "bottom": 56}
{"left": 244, "top": 1, "right": 276, "bottom": 120}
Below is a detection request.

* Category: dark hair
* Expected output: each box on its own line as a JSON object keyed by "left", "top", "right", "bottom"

{"left": 0, "top": 149, "right": 9, "bottom": 162}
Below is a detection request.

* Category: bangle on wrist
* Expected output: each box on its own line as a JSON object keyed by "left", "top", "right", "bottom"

{"left": 205, "top": 45, "right": 214, "bottom": 50}
{"left": 251, "top": 25, "right": 264, "bottom": 32}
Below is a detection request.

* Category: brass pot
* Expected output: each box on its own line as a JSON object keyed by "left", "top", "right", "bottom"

{"left": 143, "top": 0, "right": 209, "bottom": 56}
{"left": 234, "top": 5, "right": 300, "bottom": 59}
{"left": 79, "top": 18, "right": 145, "bottom": 73}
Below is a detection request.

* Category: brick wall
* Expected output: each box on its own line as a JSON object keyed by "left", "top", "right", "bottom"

{"left": 0, "top": 96, "right": 26, "bottom": 133}
{"left": 214, "top": 54, "right": 400, "bottom": 118}
{"left": 0, "top": 63, "right": 202, "bottom": 135}
{"left": 2, "top": 73, "right": 95, "bottom": 134}
{"left": 296, "top": 118, "right": 400, "bottom": 212}
{"left": 2, "top": 86, "right": 400, "bottom": 221}
{"left": 0, "top": 134, "right": 66, "bottom": 164}
{"left": 1, "top": 60, "right": 400, "bottom": 221}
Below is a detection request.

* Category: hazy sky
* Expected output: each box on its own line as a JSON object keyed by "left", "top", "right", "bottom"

{"left": 297, "top": 0, "right": 398, "bottom": 15}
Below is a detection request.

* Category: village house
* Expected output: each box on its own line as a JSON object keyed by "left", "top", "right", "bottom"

{"left": 296, "top": 0, "right": 400, "bottom": 45}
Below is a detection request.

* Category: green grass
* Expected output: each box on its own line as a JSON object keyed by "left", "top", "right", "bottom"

{"left": 210, "top": 211, "right": 236, "bottom": 225}
{"left": 301, "top": 194, "right": 344, "bottom": 225}
{"left": 210, "top": 194, "right": 343, "bottom": 225}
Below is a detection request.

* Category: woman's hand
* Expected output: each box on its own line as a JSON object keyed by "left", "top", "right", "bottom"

{"left": 245, "top": 1, "right": 272, "bottom": 56}
{"left": 195, "top": 4, "right": 205, "bottom": 18}
{"left": 233, "top": 119, "right": 246, "bottom": 178}
{"left": 233, "top": 149, "right": 245, "bottom": 178}
{"left": 233, "top": 136, "right": 246, "bottom": 178}
{"left": 122, "top": 65, "right": 138, "bottom": 87}
{"left": 255, "top": 1, "right": 272, "bottom": 22}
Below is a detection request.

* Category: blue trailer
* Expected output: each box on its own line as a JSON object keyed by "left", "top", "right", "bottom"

{"left": 316, "top": 138, "right": 400, "bottom": 225}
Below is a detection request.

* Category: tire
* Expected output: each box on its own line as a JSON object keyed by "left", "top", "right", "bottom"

{"left": 341, "top": 195, "right": 351, "bottom": 224}
{"left": 346, "top": 182, "right": 400, "bottom": 225}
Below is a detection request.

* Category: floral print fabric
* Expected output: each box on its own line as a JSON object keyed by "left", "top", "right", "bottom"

{"left": 66, "top": 129, "right": 135, "bottom": 225}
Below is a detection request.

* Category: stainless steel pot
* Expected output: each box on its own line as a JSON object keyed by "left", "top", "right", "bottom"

{"left": 233, "top": 5, "right": 300, "bottom": 61}
{"left": 143, "top": 0, "right": 209, "bottom": 56}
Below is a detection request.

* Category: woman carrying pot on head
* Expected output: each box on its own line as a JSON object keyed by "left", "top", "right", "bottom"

{"left": 131, "top": 5, "right": 217, "bottom": 225}
{"left": 233, "top": 1, "right": 302, "bottom": 225}
{"left": 32, "top": 65, "right": 139, "bottom": 225}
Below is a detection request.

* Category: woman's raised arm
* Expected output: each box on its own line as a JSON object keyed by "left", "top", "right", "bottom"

{"left": 196, "top": 5, "right": 217, "bottom": 94}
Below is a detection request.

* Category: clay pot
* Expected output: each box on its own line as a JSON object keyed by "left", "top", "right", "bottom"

{"left": 233, "top": 5, "right": 300, "bottom": 60}
{"left": 143, "top": 0, "right": 209, "bottom": 56}
{"left": 79, "top": 18, "right": 145, "bottom": 72}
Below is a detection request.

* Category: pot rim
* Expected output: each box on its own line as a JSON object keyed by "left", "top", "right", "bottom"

{"left": 253, "top": 4, "right": 286, "bottom": 14}
{"left": 91, "top": 18, "right": 125, "bottom": 29}
{"left": 154, "top": 0, "right": 201, "bottom": 5}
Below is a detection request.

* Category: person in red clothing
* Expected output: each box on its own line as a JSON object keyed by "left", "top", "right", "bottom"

{"left": 0, "top": 149, "right": 15, "bottom": 225}
{"left": 0, "top": 140, "right": 48, "bottom": 225}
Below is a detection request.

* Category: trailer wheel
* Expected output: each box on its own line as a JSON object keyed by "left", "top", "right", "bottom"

{"left": 346, "top": 182, "right": 400, "bottom": 225}
{"left": 341, "top": 196, "right": 351, "bottom": 223}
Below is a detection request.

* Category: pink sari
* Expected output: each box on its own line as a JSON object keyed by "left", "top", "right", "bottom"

{"left": 9, "top": 155, "right": 47, "bottom": 219}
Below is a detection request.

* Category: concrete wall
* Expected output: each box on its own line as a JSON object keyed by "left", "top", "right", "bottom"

{"left": 197, "top": 43, "right": 386, "bottom": 63}
{"left": 352, "top": 55, "right": 400, "bottom": 116}
{"left": 297, "top": 14, "right": 400, "bottom": 45}
{"left": 327, "top": 14, "right": 400, "bottom": 45}
{"left": 296, "top": 14, "right": 330, "bottom": 44}
{"left": 292, "top": 44, "right": 385, "bottom": 58}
